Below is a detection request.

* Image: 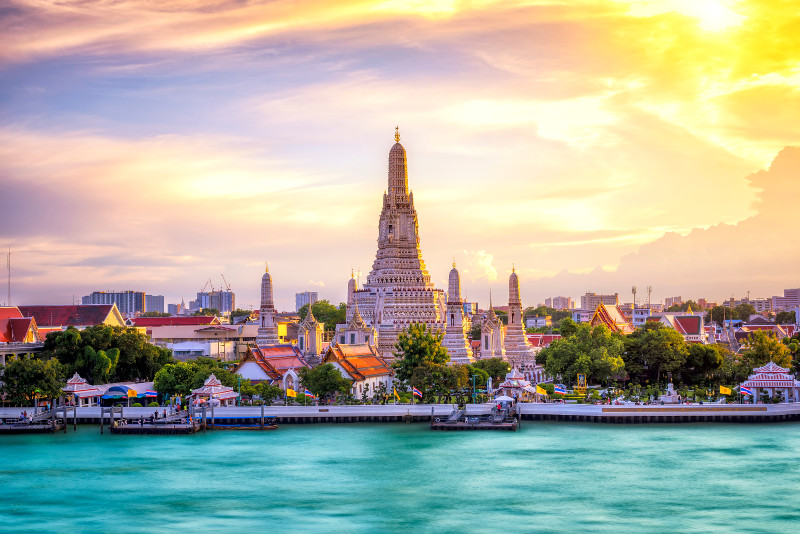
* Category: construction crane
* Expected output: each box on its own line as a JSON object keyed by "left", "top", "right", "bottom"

{"left": 199, "top": 278, "right": 215, "bottom": 293}
{"left": 221, "top": 273, "right": 231, "bottom": 292}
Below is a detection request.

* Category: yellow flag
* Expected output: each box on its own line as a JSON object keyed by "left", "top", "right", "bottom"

{"left": 394, "top": 388, "right": 400, "bottom": 400}
{"left": 286, "top": 388, "right": 297, "bottom": 398}
{"left": 720, "top": 386, "right": 731, "bottom": 395}
{"left": 536, "top": 386, "right": 547, "bottom": 395}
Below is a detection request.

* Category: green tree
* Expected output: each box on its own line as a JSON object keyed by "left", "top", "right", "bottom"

{"left": 0, "top": 355, "right": 67, "bottom": 405}
{"left": 624, "top": 322, "right": 688, "bottom": 384}
{"left": 298, "top": 363, "right": 353, "bottom": 401}
{"left": 392, "top": 323, "right": 449, "bottom": 382}
{"left": 775, "top": 311, "right": 796, "bottom": 325}
{"left": 705, "top": 305, "right": 736, "bottom": 326}
{"left": 192, "top": 308, "right": 221, "bottom": 316}
{"left": 540, "top": 324, "right": 625, "bottom": 386}
{"left": 682, "top": 344, "right": 723, "bottom": 385}
{"left": 230, "top": 309, "right": 252, "bottom": 323}
{"left": 734, "top": 303, "right": 756, "bottom": 322}
{"left": 558, "top": 318, "right": 578, "bottom": 338}
{"left": 494, "top": 310, "right": 508, "bottom": 325}
{"left": 141, "top": 311, "right": 171, "bottom": 317}
{"left": 298, "top": 300, "right": 347, "bottom": 332}
{"left": 153, "top": 361, "right": 199, "bottom": 397}
{"left": 42, "top": 325, "right": 173, "bottom": 383}
{"left": 740, "top": 331, "right": 791, "bottom": 368}
{"left": 470, "top": 324, "right": 481, "bottom": 341}
{"left": 472, "top": 357, "right": 511, "bottom": 384}
{"left": 256, "top": 382, "right": 284, "bottom": 405}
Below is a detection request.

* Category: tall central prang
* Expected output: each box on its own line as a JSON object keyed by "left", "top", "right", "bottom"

{"left": 348, "top": 128, "right": 446, "bottom": 360}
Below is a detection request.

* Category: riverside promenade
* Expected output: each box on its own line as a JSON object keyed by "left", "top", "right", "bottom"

{"left": 3, "top": 403, "right": 800, "bottom": 426}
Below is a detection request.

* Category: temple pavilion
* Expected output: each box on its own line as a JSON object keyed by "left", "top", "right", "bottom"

{"left": 739, "top": 362, "right": 800, "bottom": 403}
{"left": 62, "top": 373, "right": 103, "bottom": 407}
{"left": 191, "top": 374, "right": 238, "bottom": 406}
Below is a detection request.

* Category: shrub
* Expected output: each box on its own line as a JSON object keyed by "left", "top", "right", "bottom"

{"left": 132, "top": 402, "right": 143, "bottom": 407}
{"left": 147, "top": 401, "right": 159, "bottom": 407}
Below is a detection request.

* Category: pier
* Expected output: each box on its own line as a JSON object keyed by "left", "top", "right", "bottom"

{"left": 430, "top": 406, "right": 518, "bottom": 431}
{"left": 3, "top": 403, "right": 800, "bottom": 430}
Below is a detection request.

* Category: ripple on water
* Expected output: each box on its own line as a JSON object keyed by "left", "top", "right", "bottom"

{"left": 2, "top": 423, "right": 800, "bottom": 532}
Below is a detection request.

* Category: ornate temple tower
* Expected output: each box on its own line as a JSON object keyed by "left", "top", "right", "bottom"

{"left": 256, "top": 263, "right": 280, "bottom": 346}
{"left": 441, "top": 262, "right": 474, "bottom": 363}
{"left": 350, "top": 129, "right": 446, "bottom": 360}
{"left": 480, "top": 292, "right": 505, "bottom": 359}
{"left": 297, "top": 302, "right": 324, "bottom": 364}
{"left": 503, "top": 267, "right": 540, "bottom": 377}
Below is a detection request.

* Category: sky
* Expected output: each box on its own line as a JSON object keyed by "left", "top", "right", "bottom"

{"left": 1, "top": 0, "right": 798, "bottom": 312}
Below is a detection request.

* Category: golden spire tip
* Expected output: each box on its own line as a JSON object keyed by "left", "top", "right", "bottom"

{"left": 394, "top": 126, "right": 400, "bottom": 143}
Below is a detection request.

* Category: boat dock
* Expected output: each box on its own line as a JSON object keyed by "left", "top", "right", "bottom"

{"left": 431, "top": 406, "right": 518, "bottom": 431}
{"left": 517, "top": 403, "right": 800, "bottom": 423}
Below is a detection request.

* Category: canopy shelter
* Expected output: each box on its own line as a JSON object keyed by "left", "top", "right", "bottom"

{"left": 740, "top": 362, "right": 800, "bottom": 403}
{"left": 62, "top": 373, "right": 102, "bottom": 407}
{"left": 498, "top": 368, "right": 535, "bottom": 401}
{"left": 191, "top": 374, "right": 238, "bottom": 407}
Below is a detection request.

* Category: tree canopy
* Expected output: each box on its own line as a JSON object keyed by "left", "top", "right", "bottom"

{"left": 298, "top": 300, "right": 347, "bottom": 332}
{"left": 42, "top": 325, "right": 174, "bottom": 383}
{"left": 539, "top": 324, "right": 625, "bottom": 386}
{"left": 624, "top": 322, "right": 688, "bottom": 384}
{"left": 0, "top": 355, "right": 67, "bottom": 404}
{"left": 298, "top": 363, "right": 352, "bottom": 400}
{"left": 471, "top": 357, "right": 510, "bottom": 384}
{"left": 740, "top": 331, "right": 791, "bottom": 368}
{"left": 776, "top": 311, "right": 796, "bottom": 325}
{"left": 392, "top": 323, "right": 449, "bottom": 382}
{"left": 153, "top": 357, "right": 237, "bottom": 398}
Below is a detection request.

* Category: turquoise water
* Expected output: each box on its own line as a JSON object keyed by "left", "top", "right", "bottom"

{"left": 2, "top": 423, "right": 799, "bottom": 533}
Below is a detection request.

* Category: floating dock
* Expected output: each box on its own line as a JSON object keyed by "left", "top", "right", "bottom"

{"left": 431, "top": 407, "right": 518, "bottom": 431}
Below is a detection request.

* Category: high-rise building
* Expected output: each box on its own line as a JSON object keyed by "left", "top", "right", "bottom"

{"left": 665, "top": 296, "right": 683, "bottom": 308}
{"left": 580, "top": 292, "right": 619, "bottom": 311}
{"left": 145, "top": 294, "right": 165, "bottom": 314}
{"left": 772, "top": 288, "right": 800, "bottom": 311}
{"left": 295, "top": 291, "right": 318, "bottom": 312}
{"left": 545, "top": 296, "right": 573, "bottom": 310}
{"left": 192, "top": 290, "right": 235, "bottom": 313}
{"left": 82, "top": 291, "right": 145, "bottom": 317}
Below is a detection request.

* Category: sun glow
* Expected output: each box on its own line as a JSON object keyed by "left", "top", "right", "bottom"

{"left": 626, "top": 0, "right": 745, "bottom": 32}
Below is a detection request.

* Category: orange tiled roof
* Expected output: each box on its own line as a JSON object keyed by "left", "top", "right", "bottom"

{"left": 323, "top": 343, "right": 392, "bottom": 381}
{"left": 18, "top": 305, "right": 116, "bottom": 328}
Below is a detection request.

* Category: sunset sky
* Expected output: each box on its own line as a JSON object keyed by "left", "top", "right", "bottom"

{"left": 1, "top": 0, "right": 798, "bottom": 311}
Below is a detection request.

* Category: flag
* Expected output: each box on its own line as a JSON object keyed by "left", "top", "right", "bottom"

{"left": 720, "top": 386, "right": 731, "bottom": 395}
{"left": 286, "top": 388, "right": 297, "bottom": 398}
{"left": 412, "top": 387, "right": 422, "bottom": 398}
{"left": 303, "top": 388, "right": 316, "bottom": 399}
{"left": 394, "top": 388, "right": 400, "bottom": 401}
{"left": 553, "top": 385, "right": 567, "bottom": 395}
{"left": 740, "top": 386, "right": 753, "bottom": 396}
{"left": 536, "top": 385, "right": 547, "bottom": 395}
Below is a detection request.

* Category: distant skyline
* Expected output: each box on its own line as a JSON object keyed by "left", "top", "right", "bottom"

{"left": 1, "top": 0, "right": 798, "bottom": 312}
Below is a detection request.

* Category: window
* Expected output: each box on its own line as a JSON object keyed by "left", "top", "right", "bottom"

{"left": 340, "top": 336, "right": 345, "bottom": 344}
{"left": 299, "top": 336, "right": 304, "bottom": 350}
{"left": 350, "top": 333, "right": 356, "bottom": 344}
{"left": 364, "top": 335, "right": 369, "bottom": 343}
{"left": 484, "top": 335, "right": 489, "bottom": 350}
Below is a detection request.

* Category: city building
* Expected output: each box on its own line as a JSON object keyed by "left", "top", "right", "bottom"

{"left": 632, "top": 307, "right": 652, "bottom": 328}
{"left": 82, "top": 290, "right": 145, "bottom": 317}
{"left": 580, "top": 292, "right": 619, "bottom": 310}
{"left": 343, "top": 130, "right": 446, "bottom": 360}
{"left": 665, "top": 296, "right": 682, "bottom": 309}
{"left": 0, "top": 306, "right": 44, "bottom": 366}
{"left": 772, "top": 288, "right": 800, "bottom": 311}
{"left": 191, "top": 290, "right": 235, "bottom": 314}
{"left": 571, "top": 309, "right": 593, "bottom": 323}
{"left": 148, "top": 323, "right": 258, "bottom": 361}
{"left": 656, "top": 314, "right": 705, "bottom": 343}
{"left": 145, "top": 294, "right": 165, "bottom": 314}
{"left": 545, "top": 296, "right": 574, "bottom": 310}
{"left": 525, "top": 316, "right": 551, "bottom": 328}
{"left": 295, "top": 291, "right": 318, "bottom": 312}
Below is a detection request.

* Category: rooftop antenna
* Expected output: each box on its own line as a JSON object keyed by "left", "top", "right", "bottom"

{"left": 631, "top": 285, "right": 637, "bottom": 307}
{"left": 6, "top": 245, "right": 10, "bottom": 306}
{"left": 647, "top": 285, "right": 652, "bottom": 309}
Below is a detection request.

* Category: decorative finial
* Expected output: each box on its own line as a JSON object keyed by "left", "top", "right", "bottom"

{"left": 265, "top": 262, "right": 269, "bottom": 273}
{"left": 351, "top": 269, "right": 354, "bottom": 279}
{"left": 512, "top": 263, "right": 515, "bottom": 273}
{"left": 452, "top": 257, "right": 456, "bottom": 269}
{"left": 394, "top": 126, "right": 400, "bottom": 143}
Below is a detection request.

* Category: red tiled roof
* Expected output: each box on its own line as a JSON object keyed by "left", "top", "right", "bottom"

{"left": 236, "top": 344, "right": 310, "bottom": 380}
{"left": 0, "top": 307, "right": 23, "bottom": 342}
{"left": 131, "top": 316, "right": 220, "bottom": 327}
{"left": 674, "top": 316, "right": 701, "bottom": 336}
{"left": 18, "top": 305, "right": 116, "bottom": 328}
{"left": 323, "top": 343, "right": 392, "bottom": 381}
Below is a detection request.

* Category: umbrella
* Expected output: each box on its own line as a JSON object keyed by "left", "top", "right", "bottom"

{"left": 494, "top": 395, "right": 514, "bottom": 402}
